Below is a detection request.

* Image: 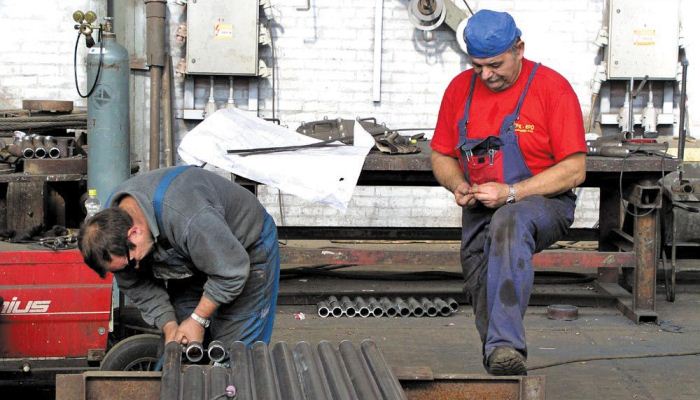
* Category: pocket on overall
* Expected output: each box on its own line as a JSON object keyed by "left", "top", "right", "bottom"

{"left": 459, "top": 136, "right": 505, "bottom": 184}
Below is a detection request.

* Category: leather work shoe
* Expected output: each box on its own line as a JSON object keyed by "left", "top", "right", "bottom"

{"left": 486, "top": 346, "right": 528, "bottom": 376}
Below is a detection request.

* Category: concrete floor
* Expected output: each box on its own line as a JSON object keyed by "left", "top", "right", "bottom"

{"left": 272, "top": 283, "right": 700, "bottom": 400}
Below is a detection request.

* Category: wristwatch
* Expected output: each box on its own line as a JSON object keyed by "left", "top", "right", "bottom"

{"left": 506, "top": 185, "right": 517, "bottom": 204}
{"left": 190, "top": 312, "right": 210, "bottom": 328}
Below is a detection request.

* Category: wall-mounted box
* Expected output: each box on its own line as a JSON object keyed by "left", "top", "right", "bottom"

{"left": 186, "top": 0, "right": 259, "bottom": 75}
{"left": 606, "top": 0, "right": 680, "bottom": 80}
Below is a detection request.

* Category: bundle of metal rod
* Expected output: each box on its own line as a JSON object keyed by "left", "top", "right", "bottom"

{"left": 317, "top": 296, "right": 459, "bottom": 318}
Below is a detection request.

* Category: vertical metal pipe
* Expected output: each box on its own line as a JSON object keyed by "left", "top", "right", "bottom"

{"left": 317, "top": 340, "right": 357, "bottom": 400}
{"left": 182, "top": 365, "right": 205, "bottom": 400}
{"left": 338, "top": 341, "right": 382, "bottom": 400}
{"left": 251, "top": 341, "right": 281, "bottom": 400}
{"left": 159, "top": 341, "right": 182, "bottom": 400}
{"left": 162, "top": 55, "right": 174, "bottom": 167}
{"left": 229, "top": 341, "right": 254, "bottom": 399}
{"left": 633, "top": 211, "right": 657, "bottom": 313}
{"left": 271, "top": 342, "right": 305, "bottom": 400}
{"left": 293, "top": 341, "right": 333, "bottom": 399}
{"left": 360, "top": 340, "right": 407, "bottom": 400}
{"left": 677, "top": 59, "right": 689, "bottom": 164}
{"left": 145, "top": 0, "right": 166, "bottom": 170}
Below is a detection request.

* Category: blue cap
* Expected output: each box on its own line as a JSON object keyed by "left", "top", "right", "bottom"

{"left": 464, "top": 10, "right": 521, "bottom": 58}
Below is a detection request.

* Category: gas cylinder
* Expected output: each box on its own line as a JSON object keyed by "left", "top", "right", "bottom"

{"left": 87, "top": 18, "right": 130, "bottom": 206}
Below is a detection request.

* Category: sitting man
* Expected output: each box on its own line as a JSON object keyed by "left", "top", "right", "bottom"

{"left": 430, "top": 10, "right": 587, "bottom": 375}
{"left": 78, "top": 166, "right": 279, "bottom": 348}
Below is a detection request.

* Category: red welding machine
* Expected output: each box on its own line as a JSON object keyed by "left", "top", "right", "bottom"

{"left": 0, "top": 249, "right": 113, "bottom": 359}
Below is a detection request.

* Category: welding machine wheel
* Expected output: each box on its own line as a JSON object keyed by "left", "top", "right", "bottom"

{"left": 100, "top": 334, "right": 162, "bottom": 371}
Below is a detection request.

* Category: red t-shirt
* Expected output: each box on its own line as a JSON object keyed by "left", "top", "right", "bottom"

{"left": 431, "top": 59, "right": 586, "bottom": 175}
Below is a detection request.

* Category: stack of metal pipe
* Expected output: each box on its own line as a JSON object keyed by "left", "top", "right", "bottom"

{"left": 317, "top": 296, "right": 459, "bottom": 318}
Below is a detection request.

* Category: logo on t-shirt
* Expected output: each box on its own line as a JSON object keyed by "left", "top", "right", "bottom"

{"left": 514, "top": 122, "right": 535, "bottom": 134}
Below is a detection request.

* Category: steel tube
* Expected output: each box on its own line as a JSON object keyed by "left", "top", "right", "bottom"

{"left": 328, "top": 296, "right": 343, "bottom": 317}
{"left": 379, "top": 297, "right": 397, "bottom": 317}
{"left": 209, "top": 366, "right": 231, "bottom": 400}
{"left": 433, "top": 297, "right": 453, "bottom": 317}
{"left": 394, "top": 297, "right": 411, "bottom": 317}
{"left": 271, "top": 342, "right": 305, "bottom": 400}
{"left": 355, "top": 296, "right": 371, "bottom": 318}
{"left": 420, "top": 297, "right": 437, "bottom": 317}
{"left": 159, "top": 341, "right": 182, "bottom": 400}
{"left": 229, "top": 342, "right": 254, "bottom": 399}
{"left": 317, "top": 300, "right": 331, "bottom": 318}
{"left": 207, "top": 340, "right": 227, "bottom": 363}
{"left": 251, "top": 342, "right": 281, "bottom": 400}
{"left": 446, "top": 297, "right": 459, "bottom": 312}
{"left": 360, "top": 340, "right": 408, "bottom": 400}
{"left": 367, "top": 297, "right": 383, "bottom": 317}
{"left": 185, "top": 341, "right": 204, "bottom": 363}
{"left": 293, "top": 341, "right": 332, "bottom": 399}
{"left": 162, "top": 54, "right": 174, "bottom": 167}
{"left": 182, "top": 365, "right": 205, "bottom": 400}
{"left": 340, "top": 296, "right": 356, "bottom": 318}
{"left": 678, "top": 59, "right": 689, "bottom": 163}
{"left": 407, "top": 297, "right": 425, "bottom": 317}
{"left": 338, "top": 340, "right": 382, "bottom": 400}
{"left": 318, "top": 340, "right": 356, "bottom": 399}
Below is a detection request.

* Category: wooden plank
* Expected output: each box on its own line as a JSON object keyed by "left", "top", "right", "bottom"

{"left": 6, "top": 180, "right": 45, "bottom": 232}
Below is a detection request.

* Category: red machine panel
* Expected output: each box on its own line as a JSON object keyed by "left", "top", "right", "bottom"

{"left": 0, "top": 249, "right": 113, "bottom": 358}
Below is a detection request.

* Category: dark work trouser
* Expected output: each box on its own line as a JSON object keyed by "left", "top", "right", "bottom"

{"left": 168, "top": 212, "right": 280, "bottom": 346}
{"left": 460, "top": 193, "right": 576, "bottom": 363}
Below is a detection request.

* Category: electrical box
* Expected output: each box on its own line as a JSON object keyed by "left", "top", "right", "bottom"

{"left": 186, "top": 0, "right": 259, "bottom": 76}
{"left": 606, "top": 0, "right": 680, "bottom": 80}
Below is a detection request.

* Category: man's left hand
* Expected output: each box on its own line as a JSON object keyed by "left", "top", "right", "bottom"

{"left": 174, "top": 318, "right": 205, "bottom": 345}
{"left": 472, "top": 182, "right": 509, "bottom": 208}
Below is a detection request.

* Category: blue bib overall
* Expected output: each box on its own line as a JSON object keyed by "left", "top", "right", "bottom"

{"left": 456, "top": 66, "right": 577, "bottom": 363}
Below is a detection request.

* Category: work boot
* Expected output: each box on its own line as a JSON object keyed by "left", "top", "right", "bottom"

{"left": 485, "top": 346, "right": 527, "bottom": 376}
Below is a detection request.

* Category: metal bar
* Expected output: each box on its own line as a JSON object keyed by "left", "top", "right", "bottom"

{"left": 229, "top": 341, "right": 254, "bottom": 399}
{"left": 633, "top": 209, "right": 657, "bottom": 319}
{"left": 209, "top": 366, "right": 230, "bottom": 400}
{"left": 160, "top": 342, "right": 182, "bottom": 400}
{"left": 372, "top": 0, "right": 384, "bottom": 102}
{"left": 678, "top": 59, "right": 689, "bottom": 162}
{"left": 182, "top": 365, "right": 205, "bottom": 400}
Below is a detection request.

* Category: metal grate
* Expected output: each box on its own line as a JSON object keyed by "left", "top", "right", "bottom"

{"left": 160, "top": 339, "right": 408, "bottom": 400}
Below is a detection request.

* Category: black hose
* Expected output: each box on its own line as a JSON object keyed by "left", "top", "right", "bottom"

{"left": 74, "top": 29, "right": 104, "bottom": 98}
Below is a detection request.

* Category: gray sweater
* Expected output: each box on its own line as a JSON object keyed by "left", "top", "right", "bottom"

{"left": 109, "top": 167, "right": 266, "bottom": 329}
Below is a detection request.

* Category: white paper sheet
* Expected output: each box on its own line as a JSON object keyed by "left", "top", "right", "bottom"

{"left": 177, "top": 108, "right": 375, "bottom": 211}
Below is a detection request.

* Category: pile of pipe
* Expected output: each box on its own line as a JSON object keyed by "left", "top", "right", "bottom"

{"left": 4, "top": 131, "right": 63, "bottom": 159}
{"left": 317, "top": 296, "right": 459, "bottom": 318}
{"left": 182, "top": 340, "right": 227, "bottom": 364}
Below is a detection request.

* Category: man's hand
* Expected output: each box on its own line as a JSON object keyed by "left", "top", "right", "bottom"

{"left": 162, "top": 320, "right": 179, "bottom": 344}
{"left": 472, "top": 182, "right": 509, "bottom": 208}
{"left": 174, "top": 317, "right": 205, "bottom": 345}
{"left": 454, "top": 182, "right": 478, "bottom": 208}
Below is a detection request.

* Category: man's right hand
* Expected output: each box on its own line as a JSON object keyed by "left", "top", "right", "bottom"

{"left": 454, "top": 182, "right": 478, "bottom": 208}
{"left": 162, "top": 320, "right": 179, "bottom": 343}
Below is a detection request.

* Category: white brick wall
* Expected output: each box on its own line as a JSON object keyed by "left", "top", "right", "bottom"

{"left": 2, "top": 0, "right": 698, "bottom": 231}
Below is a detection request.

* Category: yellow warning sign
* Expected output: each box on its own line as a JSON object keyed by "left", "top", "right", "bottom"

{"left": 633, "top": 28, "right": 656, "bottom": 46}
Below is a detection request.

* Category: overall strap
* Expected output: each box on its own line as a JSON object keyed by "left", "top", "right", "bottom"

{"left": 458, "top": 72, "right": 480, "bottom": 139}
{"left": 153, "top": 165, "right": 191, "bottom": 231}
{"left": 511, "top": 63, "right": 540, "bottom": 121}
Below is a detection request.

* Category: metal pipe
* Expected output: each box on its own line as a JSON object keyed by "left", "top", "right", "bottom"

{"left": 318, "top": 340, "right": 356, "bottom": 399}
{"left": 293, "top": 341, "right": 332, "bottom": 399}
{"left": 207, "top": 340, "right": 227, "bottom": 363}
{"left": 271, "top": 342, "right": 305, "bottom": 399}
{"left": 317, "top": 300, "right": 331, "bottom": 318}
{"left": 185, "top": 341, "right": 204, "bottom": 363}
{"left": 43, "top": 136, "right": 61, "bottom": 159}
{"left": 338, "top": 341, "right": 383, "bottom": 400}
{"left": 355, "top": 296, "right": 371, "bottom": 318}
{"left": 433, "top": 297, "right": 453, "bottom": 317}
{"left": 328, "top": 296, "right": 343, "bottom": 317}
{"left": 394, "top": 297, "right": 411, "bottom": 317}
{"left": 20, "top": 137, "right": 34, "bottom": 158}
{"left": 250, "top": 342, "right": 281, "bottom": 400}
{"left": 446, "top": 297, "right": 459, "bottom": 312}
{"left": 182, "top": 365, "right": 205, "bottom": 400}
{"left": 159, "top": 341, "right": 182, "bottom": 400}
{"left": 360, "top": 340, "right": 408, "bottom": 400}
{"left": 145, "top": 0, "right": 166, "bottom": 170}
{"left": 209, "top": 366, "right": 231, "bottom": 400}
{"left": 420, "top": 297, "right": 437, "bottom": 317}
{"left": 367, "top": 297, "right": 383, "bottom": 317}
{"left": 162, "top": 54, "right": 174, "bottom": 167}
{"left": 678, "top": 59, "right": 689, "bottom": 164}
{"left": 407, "top": 297, "right": 425, "bottom": 317}
{"left": 340, "top": 296, "right": 356, "bottom": 317}
{"left": 379, "top": 297, "right": 397, "bottom": 317}
{"left": 229, "top": 342, "right": 254, "bottom": 399}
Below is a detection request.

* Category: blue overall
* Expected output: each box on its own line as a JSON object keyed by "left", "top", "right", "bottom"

{"left": 456, "top": 67, "right": 577, "bottom": 363}
{"left": 154, "top": 166, "right": 280, "bottom": 346}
